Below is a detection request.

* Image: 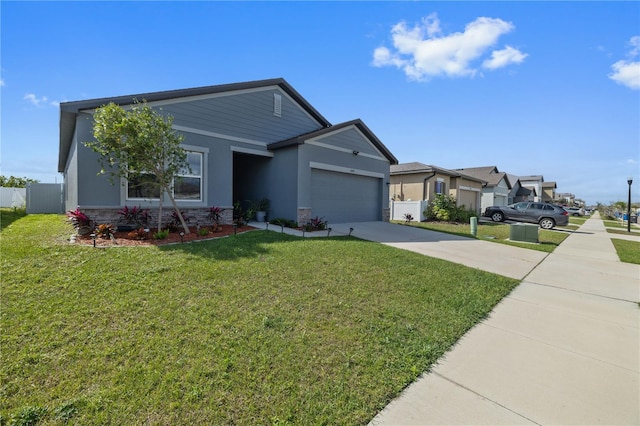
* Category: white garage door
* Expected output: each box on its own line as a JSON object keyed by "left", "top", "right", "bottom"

{"left": 311, "top": 169, "right": 381, "bottom": 223}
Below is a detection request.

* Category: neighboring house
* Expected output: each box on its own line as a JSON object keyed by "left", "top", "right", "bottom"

{"left": 58, "top": 78, "right": 398, "bottom": 225}
{"left": 507, "top": 173, "right": 534, "bottom": 203}
{"left": 519, "top": 175, "right": 544, "bottom": 202}
{"left": 542, "top": 181, "right": 557, "bottom": 203}
{"left": 454, "top": 166, "right": 511, "bottom": 213}
{"left": 389, "top": 162, "right": 485, "bottom": 213}
{"left": 556, "top": 192, "right": 575, "bottom": 205}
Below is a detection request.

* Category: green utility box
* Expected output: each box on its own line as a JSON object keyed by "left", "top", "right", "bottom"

{"left": 509, "top": 223, "right": 539, "bottom": 243}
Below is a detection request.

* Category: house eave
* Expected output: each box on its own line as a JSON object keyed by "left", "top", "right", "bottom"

{"left": 58, "top": 78, "right": 332, "bottom": 174}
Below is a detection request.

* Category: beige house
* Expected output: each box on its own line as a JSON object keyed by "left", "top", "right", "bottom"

{"left": 455, "top": 166, "right": 511, "bottom": 212}
{"left": 542, "top": 181, "right": 557, "bottom": 203}
{"left": 390, "top": 162, "right": 486, "bottom": 214}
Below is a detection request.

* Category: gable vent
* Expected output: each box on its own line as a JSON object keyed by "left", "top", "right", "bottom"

{"left": 273, "top": 93, "right": 282, "bottom": 117}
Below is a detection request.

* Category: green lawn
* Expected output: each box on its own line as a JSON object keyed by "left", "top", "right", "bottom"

{"left": 611, "top": 238, "right": 640, "bottom": 264}
{"left": 395, "top": 220, "right": 572, "bottom": 253}
{"left": 1, "top": 211, "right": 519, "bottom": 425}
{"left": 568, "top": 216, "right": 589, "bottom": 226}
{"left": 603, "top": 219, "right": 640, "bottom": 231}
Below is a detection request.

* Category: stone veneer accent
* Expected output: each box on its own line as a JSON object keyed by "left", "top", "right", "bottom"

{"left": 79, "top": 207, "right": 234, "bottom": 228}
{"left": 382, "top": 208, "right": 390, "bottom": 222}
{"left": 297, "top": 208, "right": 312, "bottom": 226}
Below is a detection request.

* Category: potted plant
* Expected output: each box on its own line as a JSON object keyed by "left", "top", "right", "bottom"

{"left": 66, "top": 208, "right": 94, "bottom": 235}
{"left": 255, "top": 198, "right": 270, "bottom": 222}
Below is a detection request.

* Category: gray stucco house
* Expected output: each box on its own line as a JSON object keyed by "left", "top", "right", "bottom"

{"left": 59, "top": 78, "right": 398, "bottom": 226}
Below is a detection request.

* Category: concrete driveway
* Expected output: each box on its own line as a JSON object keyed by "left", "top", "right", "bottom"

{"left": 328, "top": 221, "right": 548, "bottom": 280}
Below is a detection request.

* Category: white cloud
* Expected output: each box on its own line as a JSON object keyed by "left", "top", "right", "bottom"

{"left": 24, "top": 93, "right": 59, "bottom": 107}
{"left": 0, "top": 79, "right": 5, "bottom": 87}
{"left": 609, "top": 36, "right": 640, "bottom": 90}
{"left": 483, "top": 45, "right": 528, "bottom": 69}
{"left": 609, "top": 60, "right": 640, "bottom": 90}
{"left": 372, "top": 14, "right": 526, "bottom": 81}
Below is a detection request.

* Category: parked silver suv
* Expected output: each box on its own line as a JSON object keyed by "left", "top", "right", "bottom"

{"left": 565, "top": 207, "right": 585, "bottom": 216}
{"left": 483, "top": 202, "right": 569, "bottom": 229}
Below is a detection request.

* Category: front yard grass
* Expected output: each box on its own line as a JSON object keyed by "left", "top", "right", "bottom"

{"left": 1, "top": 212, "right": 519, "bottom": 425}
{"left": 396, "top": 220, "right": 571, "bottom": 253}
{"left": 611, "top": 238, "right": 640, "bottom": 264}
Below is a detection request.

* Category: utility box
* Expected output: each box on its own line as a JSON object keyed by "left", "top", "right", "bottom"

{"left": 510, "top": 223, "right": 539, "bottom": 243}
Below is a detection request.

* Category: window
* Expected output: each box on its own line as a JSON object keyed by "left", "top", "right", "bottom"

{"left": 127, "top": 173, "right": 161, "bottom": 199}
{"left": 514, "top": 202, "right": 529, "bottom": 211}
{"left": 174, "top": 152, "right": 202, "bottom": 201}
{"left": 434, "top": 180, "right": 446, "bottom": 194}
{"left": 126, "top": 151, "right": 203, "bottom": 201}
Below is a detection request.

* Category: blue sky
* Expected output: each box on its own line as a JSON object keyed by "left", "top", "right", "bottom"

{"left": 1, "top": 1, "right": 638, "bottom": 205}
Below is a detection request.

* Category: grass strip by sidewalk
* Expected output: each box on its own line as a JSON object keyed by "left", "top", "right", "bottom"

{"left": 1, "top": 212, "right": 519, "bottom": 425}
{"left": 395, "top": 220, "right": 571, "bottom": 253}
{"left": 611, "top": 238, "right": 640, "bottom": 264}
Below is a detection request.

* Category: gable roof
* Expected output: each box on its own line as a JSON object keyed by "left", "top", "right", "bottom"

{"left": 58, "top": 78, "right": 331, "bottom": 172}
{"left": 391, "top": 162, "right": 485, "bottom": 183}
{"left": 454, "top": 166, "right": 510, "bottom": 188}
{"left": 268, "top": 119, "right": 397, "bottom": 164}
{"left": 519, "top": 175, "right": 544, "bottom": 183}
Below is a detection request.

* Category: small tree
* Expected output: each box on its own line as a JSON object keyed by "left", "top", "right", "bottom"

{"left": 0, "top": 175, "right": 39, "bottom": 188}
{"left": 85, "top": 101, "right": 190, "bottom": 233}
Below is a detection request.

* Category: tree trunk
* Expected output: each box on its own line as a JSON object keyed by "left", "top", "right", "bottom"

{"left": 157, "top": 196, "right": 163, "bottom": 232}
{"left": 166, "top": 190, "right": 190, "bottom": 234}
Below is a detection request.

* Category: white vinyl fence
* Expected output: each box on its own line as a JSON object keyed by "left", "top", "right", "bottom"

{"left": 390, "top": 200, "right": 428, "bottom": 222}
{"left": 0, "top": 187, "right": 27, "bottom": 208}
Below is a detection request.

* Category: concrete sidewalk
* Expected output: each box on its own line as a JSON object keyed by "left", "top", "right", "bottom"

{"left": 369, "top": 212, "right": 640, "bottom": 425}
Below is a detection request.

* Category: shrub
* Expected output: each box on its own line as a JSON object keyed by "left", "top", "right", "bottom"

{"left": 153, "top": 229, "right": 170, "bottom": 240}
{"left": 95, "top": 223, "right": 115, "bottom": 239}
{"left": 270, "top": 218, "right": 297, "bottom": 228}
{"left": 303, "top": 216, "right": 327, "bottom": 232}
{"left": 66, "top": 208, "right": 93, "bottom": 230}
{"left": 117, "top": 205, "right": 151, "bottom": 227}
{"left": 207, "top": 206, "right": 223, "bottom": 225}
{"left": 425, "top": 194, "right": 477, "bottom": 224}
{"left": 127, "top": 228, "right": 148, "bottom": 240}
{"left": 169, "top": 210, "right": 190, "bottom": 231}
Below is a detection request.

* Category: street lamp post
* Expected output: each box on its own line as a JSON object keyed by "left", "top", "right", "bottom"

{"left": 627, "top": 177, "right": 633, "bottom": 233}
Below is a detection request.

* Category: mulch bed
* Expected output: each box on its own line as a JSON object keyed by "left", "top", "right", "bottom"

{"left": 72, "top": 225, "right": 255, "bottom": 247}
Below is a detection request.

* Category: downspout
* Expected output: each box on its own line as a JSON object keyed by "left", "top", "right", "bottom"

{"left": 423, "top": 172, "right": 437, "bottom": 201}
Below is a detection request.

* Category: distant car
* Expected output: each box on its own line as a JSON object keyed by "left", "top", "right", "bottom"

{"left": 565, "top": 207, "right": 585, "bottom": 216}
{"left": 483, "top": 202, "right": 569, "bottom": 229}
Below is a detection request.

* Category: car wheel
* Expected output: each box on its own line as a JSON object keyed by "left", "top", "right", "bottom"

{"left": 491, "top": 212, "right": 504, "bottom": 222}
{"left": 539, "top": 218, "right": 555, "bottom": 229}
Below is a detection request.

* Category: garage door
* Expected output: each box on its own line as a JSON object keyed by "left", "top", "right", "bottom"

{"left": 311, "top": 169, "right": 380, "bottom": 223}
{"left": 458, "top": 189, "right": 478, "bottom": 211}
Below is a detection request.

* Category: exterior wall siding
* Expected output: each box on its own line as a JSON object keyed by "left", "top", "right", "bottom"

{"left": 162, "top": 88, "right": 322, "bottom": 144}
{"left": 310, "top": 127, "right": 382, "bottom": 158}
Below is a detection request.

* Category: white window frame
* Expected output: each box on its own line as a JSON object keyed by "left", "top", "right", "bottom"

{"left": 173, "top": 151, "right": 203, "bottom": 202}
{"left": 124, "top": 146, "right": 208, "bottom": 204}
